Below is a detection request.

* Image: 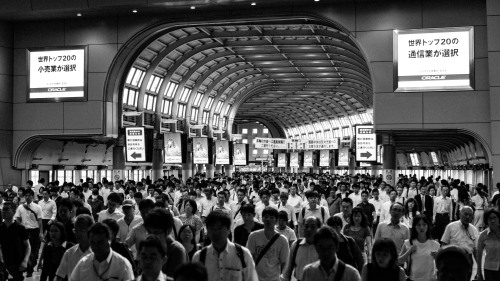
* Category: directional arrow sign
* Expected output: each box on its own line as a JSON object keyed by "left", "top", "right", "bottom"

{"left": 125, "top": 127, "right": 146, "bottom": 162}
{"left": 356, "top": 125, "right": 376, "bottom": 162}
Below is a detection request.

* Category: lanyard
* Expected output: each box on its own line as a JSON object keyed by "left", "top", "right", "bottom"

{"left": 92, "top": 254, "right": 113, "bottom": 281}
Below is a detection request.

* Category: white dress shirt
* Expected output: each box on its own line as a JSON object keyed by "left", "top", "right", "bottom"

{"left": 38, "top": 198, "right": 57, "bottom": 220}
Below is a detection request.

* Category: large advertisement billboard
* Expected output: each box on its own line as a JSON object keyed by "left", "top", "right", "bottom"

{"left": 233, "top": 144, "right": 247, "bottom": 166}
{"left": 193, "top": 137, "right": 209, "bottom": 164}
{"left": 215, "top": 140, "right": 230, "bottom": 165}
{"left": 164, "top": 133, "right": 183, "bottom": 164}
{"left": 304, "top": 151, "right": 313, "bottom": 167}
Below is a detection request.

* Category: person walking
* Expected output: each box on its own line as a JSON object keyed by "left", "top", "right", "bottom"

{"left": 476, "top": 208, "right": 500, "bottom": 281}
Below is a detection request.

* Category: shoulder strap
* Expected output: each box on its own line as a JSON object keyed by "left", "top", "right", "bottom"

{"left": 292, "top": 238, "right": 303, "bottom": 271}
{"left": 234, "top": 243, "right": 247, "bottom": 268}
{"left": 255, "top": 233, "right": 281, "bottom": 265}
{"left": 234, "top": 206, "right": 242, "bottom": 219}
{"left": 321, "top": 207, "right": 325, "bottom": 222}
{"left": 301, "top": 207, "right": 306, "bottom": 219}
{"left": 23, "top": 204, "right": 38, "bottom": 221}
{"left": 199, "top": 247, "right": 207, "bottom": 264}
{"left": 333, "top": 260, "right": 346, "bottom": 281}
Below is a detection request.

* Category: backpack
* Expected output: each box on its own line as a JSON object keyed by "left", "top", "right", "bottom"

{"left": 301, "top": 206, "right": 325, "bottom": 223}
{"left": 199, "top": 243, "right": 246, "bottom": 269}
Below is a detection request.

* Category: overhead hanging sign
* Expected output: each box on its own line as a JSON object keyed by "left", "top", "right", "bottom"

{"left": 125, "top": 127, "right": 146, "bottom": 162}
{"left": 306, "top": 139, "right": 339, "bottom": 150}
{"left": 393, "top": 26, "right": 474, "bottom": 92}
{"left": 319, "top": 150, "right": 330, "bottom": 167}
{"left": 164, "top": 133, "right": 183, "bottom": 164}
{"left": 356, "top": 125, "right": 376, "bottom": 162}
{"left": 193, "top": 137, "right": 209, "bottom": 164}
{"left": 255, "top": 137, "right": 287, "bottom": 149}
{"left": 338, "top": 147, "right": 349, "bottom": 166}
{"left": 277, "top": 153, "right": 287, "bottom": 167}
{"left": 290, "top": 152, "right": 299, "bottom": 167}
{"left": 28, "top": 46, "right": 87, "bottom": 101}
{"left": 304, "top": 151, "right": 313, "bottom": 167}
{"left": 215, "top": 140, "right": 230, "bottom": 165}
{"left": 233, "top": 144, "right": 247, "bottom": 166}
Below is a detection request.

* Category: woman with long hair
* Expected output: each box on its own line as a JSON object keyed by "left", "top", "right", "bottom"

{"left": 476, "top": 208, "right": 500, "bottom": 281}
{"left": 178, "top": 198, "right": 203, "bottom": 243}
{"left": 398, "top": 215, "right": 440, "bottom": 281}
{"left": 472, "top": 186, "right": 488, "bottom": 231}
{"left": 361, "top": 238, "right": 405, "bottom": 281}
{"left": 39, "top": 222, "right": 75, "bottom": 281}
{"left": 177, "top": 224, "right": 200, "bottom": 261}
{"left": 343, "top": 207, "right": 373, "bottom": 263}
{"left": 403, "top": 198, "right": 420, "bottom": 229}
{"left": 455, "top": 185, "right": 473, "bottom": 220}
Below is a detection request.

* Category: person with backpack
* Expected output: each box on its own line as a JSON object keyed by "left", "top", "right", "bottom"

{"left": 281, "top": 216, "right": 321, "bottom": 281}
{"left": 192, "top": 210, "right": 258, "bottom": 281}
{"left": 298, "top": 190, "right": 330, "bottom": 237}
{"left": 302, "top": 226, "right": 361, "bottom": 281}
{"left": 246, "top": 207, "right": 289, "bottom": 281}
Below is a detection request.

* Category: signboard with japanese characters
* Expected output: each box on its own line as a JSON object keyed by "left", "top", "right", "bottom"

{"left": 215, "top": 140, "right": 230, "bottom": 165}
{"left": 304, "top": 151, "right": 313, "bottom": 167}
{"left": 255, "top": 137, "right": 287, "bottom": 149}
{"left": 125, "top": 127, "right": 146, "bottom": 162}
{"left": 290, "top": 152, "right": 299, "bottom": 167}
{"left": 193, "top": 137, "right": 209, "bottom": 164}
{"left": 306, "top": 139, "right": 339, "bottom": 150}
{"left": 319, "top": 150, "right": 330, "bottom": 167}
{"left": 164, "top": 133, "right": 183, "bottom": 164}
{"left": 277, "top": 153, "right": 287, "bottom": 167}
{"left": 28, "top": 46, "right": 87, "bottom": 101}
{"left": 393, "top": 26, "right": 474, "bottom": 92}
{"left": 355, "top": 125, "right": 376, "bottom": 162}
{"left": 233, "top": 144, "right": 247, "bottom": 166}
{"left": 338, "top": 147, "right": 349, "bottom": 166}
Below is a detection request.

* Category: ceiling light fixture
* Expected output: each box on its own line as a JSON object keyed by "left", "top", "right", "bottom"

{"left": 132, "top": 9, "right": 138, "bottom": 13}
{"left": 77, "top": 13, "right": 82, "bottom": 17}
{"left": 251, "top": 2, "right": 256, "bottom": 6}
{"left": 191, "top": 6, "right": 196, "bottom": 10}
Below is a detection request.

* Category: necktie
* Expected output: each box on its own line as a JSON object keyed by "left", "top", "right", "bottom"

{"left": 422, "top": 195, "right": 426, "bottom": 212}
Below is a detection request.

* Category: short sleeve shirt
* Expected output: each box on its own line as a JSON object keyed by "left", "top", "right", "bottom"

{"left": 246, "top": 230, "right": 290, "bottom": 281}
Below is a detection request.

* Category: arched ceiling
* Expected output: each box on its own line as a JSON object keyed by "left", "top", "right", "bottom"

{"left": 123, "top": 19, "right": 373, "bottom": 135}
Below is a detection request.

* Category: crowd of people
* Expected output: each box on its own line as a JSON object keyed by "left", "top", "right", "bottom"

{"left": 0, "top": 172, "right": 499, "bottom": 281}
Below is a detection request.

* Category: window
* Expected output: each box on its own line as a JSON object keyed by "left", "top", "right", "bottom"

{"left": 193, "top": 92, "right": 203, "bottom": 106}
{"left": 180, "top": 87, "right": 192, "bottom": 102}
{"left": 202, "top": 111, "right": 209, "bottom": 124}
{"left": 242, "top": 128, "right": 248, "bottom": 134}
{"left": 146, "top": 75, "right": 163, "bottom": 93}
{"left": 123, "top": 88, "right": 139, "bottom": 107}
{"left": 29, "top": 170, "right": 39, "bottom": 184}
{"left": 252, "top": 128, "right": 258, "bottom": 134}
{"left": 252, "top": 149, "right": 257, "bottom": 155}
{"left": 213, "top": 114, "right": 219, "bottom": 127}
{"left": 263, "top": 128, "right": 269, "bottom": 134}
{"left": 222, "top": 117, "right": 227, "bottom": 128}
{"left": 178, "top": 104, "right": 186, "bottom": 118}
{"left": 215, "top": 101, "right": 224, "bottom": 113}
{"left": 205, "top": 97, "right": 214, "bottom": 109}
{"left": 224, "top": 104, "right": 231, "bottom": 115}
{"left": 164, "top": 82, "right": 178, "bottom": 98}
{"left": 126, "top": 67, "right": 145, "bottom": 87}
{"left": 191, "top": 108, "right": 199, "bottom": 122}
{"left": 252, "top": 139, "right": 256, "bottom": 144}
{"left": 162, "top": 99, "right": 172, "bottom": 115}
{"left": 143, "top": 94, "right": 157, "bottom": 111}
{"left": 242, "top": 139, "right": 248, "bottom": 144}
{"left": 263, "top": 149, "right": 269, "bottom": 154}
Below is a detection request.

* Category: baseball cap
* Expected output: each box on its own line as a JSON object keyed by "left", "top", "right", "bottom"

{"left": 122, "top": 199, "right": 135, "bottom": 207}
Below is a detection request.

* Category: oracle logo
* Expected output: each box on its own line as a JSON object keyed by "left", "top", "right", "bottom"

{"left": 421, "top": 75, "right": 446, "bottom": 80}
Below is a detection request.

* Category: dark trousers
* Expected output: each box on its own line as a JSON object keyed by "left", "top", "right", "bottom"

{"left": 26, "top": 228, "right": 41, "bottom": 274}
{"left": 5, "top": 263, "right": 24, "bottom": 281}
{"left": 42, "top": 219, "right": 50, "bottom": 235}
{"left": 434, "top": 213, "right": 450, "bottom": 241}
{"left": 484, "top": 269, "right": 500, "bottom": 281}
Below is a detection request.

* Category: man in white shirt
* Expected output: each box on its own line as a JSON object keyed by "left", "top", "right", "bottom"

{"left": 56, "top": 214, "right": 94, "bottom": 281}
{"left": 333, "top": 197, "right": 353, "bottom": 228}
{"left": 379, "top": 189, "right": 397, "bottom": 224}
{"left": 287, "top": 184, "right": 303, "bottom": 221}
{"left": 255, "top": 189, "right": 278, "bottom": 223}
{"left": 433, "top": 185, "right": 453, "bottom": 239}
{"left": 199, "top": 187, "right": 217, "bottom": 221}
{"left": 98, "top": 193, "right": 124, "bottom": 222}
{"left": 38, "top": 188, "right": 57, "bottom": 235}
{"left": 192, "top": 210, "right": 259, "bottom": 281}
{"left": 230, "top": 189, "right": 247, "bottom": 230}
{"left": 277, "top": 192, "right": 298, "bottom": 231}
{"left": 210, "top": 191, "right": 232, "bottom": 217}
{"left": 116, "top": 199, "right": 143, "bottom": 242}
{"left": 374, "top": 202, "right": 410, "bottom": 254}
{"left": 348, "top": 184, "right": 362, "bottom": 207}
{"left": 441, "top": 206, "right": 479, "bottom": 280}
{"left": 395, "top": 186, "right": 406, "bottom": 205}
{"left": 81, "top": 182, "right": 92, "bottom": 202}
{"left": 298, "top": 191, "right": 330, "bottom": 237}
{"left": 33, "top": 178, "right": 45, "bottom": 200}
{"left": 14, "top": 188, "right": 43, "bottom": 277}
{"left": 70, "top": 222, "right": 134, "bottom": 281}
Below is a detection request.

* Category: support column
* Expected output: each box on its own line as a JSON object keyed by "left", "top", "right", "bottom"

{"left": 182, "top": 151, "right": 193, "bottom": 181}
{"left": 113, "top": 135, "right": 126, "bottom": 181}
{"left": 348, "top": 154, "right": 356, "bottom": 175}
{"left": 382, "top": 135, "right": 396, "bottom": 186}
{"left": 207, "top": 164, "right": 215, "bottom": 178}
{"left": 152, "top": 138, "right": 164, "bottom": 181}
{"left": 225, "top": 165, "right": 234, "bottom": 178}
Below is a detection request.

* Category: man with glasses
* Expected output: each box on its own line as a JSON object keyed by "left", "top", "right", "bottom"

{"left": 441, "top": 206, "right": 478, "bottom": 280}
{"left": 374, "top": 202, "right": 409, "bottom": 253}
